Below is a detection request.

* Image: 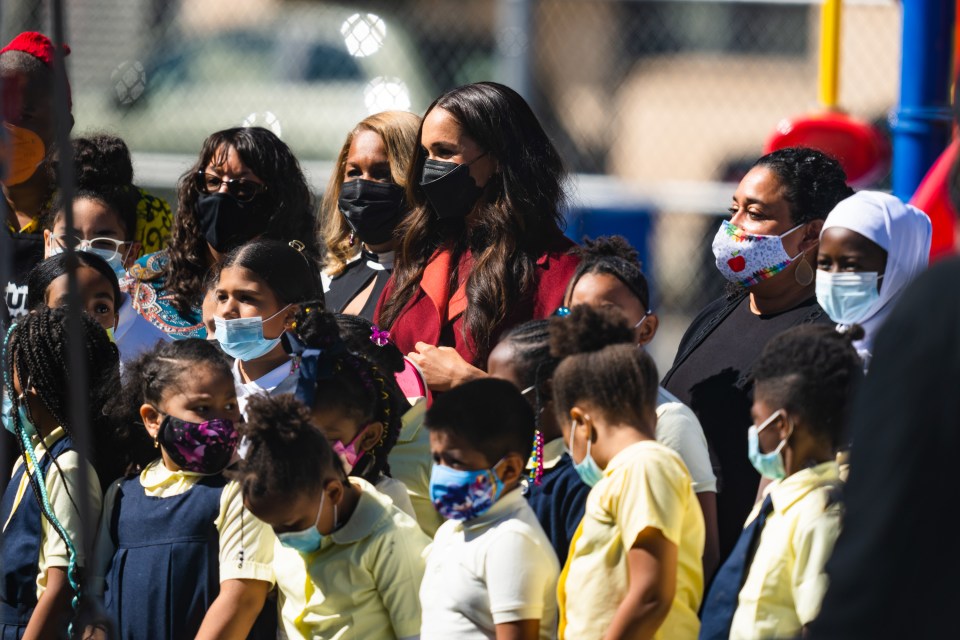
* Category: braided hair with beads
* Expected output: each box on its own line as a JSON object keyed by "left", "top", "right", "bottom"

{"left": 293, "top": 302, "right": 407, "bottom": 483}
{"left": 3, "top": 306, "right": 123, "bottom": 487}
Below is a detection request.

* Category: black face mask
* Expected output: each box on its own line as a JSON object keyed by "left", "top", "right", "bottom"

{"left": 420, "top": 158, "right": 484, "bottom": 220}
{"left": 196, "top": 193, "right": 269, "bottom": 253}
{"left": 337, "top": 179, "right": 406, "bottom": 246}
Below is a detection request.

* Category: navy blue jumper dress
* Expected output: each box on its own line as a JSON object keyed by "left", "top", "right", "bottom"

{"left": 103, "top": 472, "right": 227, "bottom": 640}
{"left": 0, "top": 435, "right": 75, "bottom": 640}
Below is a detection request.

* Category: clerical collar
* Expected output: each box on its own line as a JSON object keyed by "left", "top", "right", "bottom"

{"left": 363, "top": 248, "right": 395, "bottom": 271}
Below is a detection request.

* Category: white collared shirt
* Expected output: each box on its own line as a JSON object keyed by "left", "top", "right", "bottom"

{"left": 232, "top": 357, "right": 300, "bottom": 416}
{"left": 421, "top": 488, "right": 560, "bottom": 639}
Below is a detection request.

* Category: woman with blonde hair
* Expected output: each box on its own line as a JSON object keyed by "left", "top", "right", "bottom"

{"left": 321, "top": 111, "right": 421, "bottom": 320}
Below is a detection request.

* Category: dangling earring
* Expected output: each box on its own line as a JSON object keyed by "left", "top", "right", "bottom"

{"left": 794, "top": 254, "right": 814, "bottom": 286}
{"left": 349, "top": 232, "right": 355, "bottom": 247}
{"left": 153, "top": 436, "right": 159, "bottom": 449}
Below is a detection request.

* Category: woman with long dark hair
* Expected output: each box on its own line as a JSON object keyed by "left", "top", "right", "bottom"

{"left": 377, "top": 82, "right": 579, "bottom": 390}
{"left": 125, "top": 127, "right": 319, "bottom": 339}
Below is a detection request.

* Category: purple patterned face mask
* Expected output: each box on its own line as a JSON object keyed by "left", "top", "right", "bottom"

{"left": 158, "top": 415, "right": 239, "bottom": 474}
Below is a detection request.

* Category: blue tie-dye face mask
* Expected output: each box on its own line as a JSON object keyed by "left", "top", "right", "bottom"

{"left": 429, "top": 461, "right": 505, "bottom": 521}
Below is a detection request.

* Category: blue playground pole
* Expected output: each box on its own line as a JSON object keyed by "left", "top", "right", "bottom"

{"left": 891, "top": 0, "right": 955, "bottom": 201}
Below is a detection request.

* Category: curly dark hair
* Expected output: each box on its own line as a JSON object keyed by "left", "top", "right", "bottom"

{"left": 294, "top": 304, "right": 407, "bottom": 484}
{"left": 105, "top": 338, "right": 232, "bottom": 475}
{"left": 566, "top": 236, "right": 650, "bottom": 310}
{"left": 753, "top": 147, "right": 855, "bottom": 225}
{"left": 3, "top": 306, "right": 126, "bottom": 488}
{"left": 40, "top": 133, "right": 140, "bottom": 235}
{"left": 162, "top": 127, "right": 319, "bottom": 315}
{"left": 378, "top": 82, "right": 569, "bottom": 363}
{"left": 71, "top": 133, "right": 134, "bottom": 188}
{"left": 232, "top": 393, "right": 340, "bottom": 500}
{"left": 752, "top": 324, "right": 864, "bottom": 447}
{"left": 549, "top": 305, "right": 659, "bottom": 427}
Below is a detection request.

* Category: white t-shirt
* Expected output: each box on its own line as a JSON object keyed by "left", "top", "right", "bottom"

{"left": 114, "top": 292, "right": 171, "bottom": 366}
{"left": 421, "top": 488, "right": 560, "bottom": 639}
{"left": 232, "top": 358, "right": 300, "bottom": 417}
{"left": 656, "top": 386, "right": 718, "bottom": 493}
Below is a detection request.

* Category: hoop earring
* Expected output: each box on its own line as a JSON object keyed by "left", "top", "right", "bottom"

{"left": 794, "top": 254, "right": 814, "bottom": 286}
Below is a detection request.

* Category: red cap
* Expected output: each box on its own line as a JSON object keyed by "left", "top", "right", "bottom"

{"left": 0, "top": 32, "right": 72, "bottom": 110}
{"left": 0, "top": 31, "right": 70, "bottom": 66}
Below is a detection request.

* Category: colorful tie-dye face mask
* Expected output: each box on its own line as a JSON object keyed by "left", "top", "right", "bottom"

{"left": 711, "top": 220, "right": 803, "bottom": 288}
{"left": 429, "top": 462, "right": 505, "bottom": 521}
{"left": 158, "top": 415, "right": 239, "bottom": 474}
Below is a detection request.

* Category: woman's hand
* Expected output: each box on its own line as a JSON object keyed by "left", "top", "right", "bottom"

{"left": 408, "top": 342, "right": 486, "bottom": 392}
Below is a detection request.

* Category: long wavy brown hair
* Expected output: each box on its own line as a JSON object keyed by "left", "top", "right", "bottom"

{"left": 377, "top": 82, "right": 568, "bottom": 363}
{"left": 160, "top": 127, "right": 318, "bottom": 315}
{"left": 320, "top": 111, "right": 421, "bottom": 276}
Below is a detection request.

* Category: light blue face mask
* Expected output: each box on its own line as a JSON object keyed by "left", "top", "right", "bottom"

{"left": 2, "top": 393, "right": 37, "bottom": 439}
{"left": 277, "top": 490, "right": 333, "bottom": 554}
{"left": 49, "top": 242, "right": 127, "bottom": 279}
{"left": 747, "top": 409, "right": 791, "bottom": 481}
{"left": 568, "top": 421, "right": 604, "bottom": 487}
{"left": 815, "top": 270, "right": 883, "bottom": 326}
{"left": 213, "top": 305, "right": 290, "bottom": 362}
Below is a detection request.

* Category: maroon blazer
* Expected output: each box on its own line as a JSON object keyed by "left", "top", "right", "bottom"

{"left": 376, "top": 235, "right": 579, "bottom": 367}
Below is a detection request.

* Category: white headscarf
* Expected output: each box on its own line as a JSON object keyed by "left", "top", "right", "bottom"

{"left": 821, "top": 190, "right": 932, "bottom": 357}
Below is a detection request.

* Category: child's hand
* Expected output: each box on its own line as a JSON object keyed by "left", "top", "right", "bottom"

{"left": 408, "top": 342, "right": 486, "bottom": 392}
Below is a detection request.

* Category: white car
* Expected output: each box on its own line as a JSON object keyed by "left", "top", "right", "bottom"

{"left": 73, "top": 4, "right": 433, "bottom": 160}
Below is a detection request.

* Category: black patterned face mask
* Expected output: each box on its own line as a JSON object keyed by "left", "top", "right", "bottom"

{"left": 159, "top": 415, "right": 239, "bottom": 474}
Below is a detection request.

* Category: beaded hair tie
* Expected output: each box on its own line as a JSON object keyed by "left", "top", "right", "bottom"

{"left": 528, "top": 429, "right": 545, "bottom": 486}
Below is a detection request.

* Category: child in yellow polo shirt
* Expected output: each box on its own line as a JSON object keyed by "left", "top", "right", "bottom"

{"left": 234, "top": 393, "right": 430, "bottom": 640}
{"left": 700, "top": 325, "right": 862, "bottom": 640}
{"left": 550, "top": 306, "right": 705, "bottom": 640}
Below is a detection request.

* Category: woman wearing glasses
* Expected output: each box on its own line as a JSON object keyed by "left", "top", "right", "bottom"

{"left": 125, "top": 127, "right": 321, "bottom": 339}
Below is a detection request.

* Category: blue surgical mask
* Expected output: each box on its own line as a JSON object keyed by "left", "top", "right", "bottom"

{"left": 747, "top": 409, "right": 791, "bottom": 480}
{"left": 213, "top": 305, "right": 290, "bottom": 362}
{"left": 430, "top": 461, "right": 505, "bottom": 521}
{"left": 49, "top": 242, "right": 127, "bottom": 279}
{"left": 277, "top": 490, "right": 334, "bottom": 554}
{"left": 568, "top": 421, "right": 604, "bottom": 487}
{"left": 2, "top": 394, "right": 37, "bottom": 439}
{"left": 816, "top": 270, "right": 883, "bottom": 325}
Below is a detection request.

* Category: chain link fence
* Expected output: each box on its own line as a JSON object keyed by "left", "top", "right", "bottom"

{"left": 3, "top": 0, "right": 902, "bottom": 367}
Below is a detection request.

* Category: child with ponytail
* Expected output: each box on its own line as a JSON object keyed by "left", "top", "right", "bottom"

{"left": 291, "top": 306, "right": 415, "bottom": 517}
{"left": 233, "top": 393, "right": 429, "bottom": 639}
{"left": 551, "top": 306, "right": 705, "bottom": 640}
{"left": 210, "top": 238, "right": 323, "bottom": 414}
{"left": 1, "top": 307, "right": 119, "bottom": 638}
{"left": 333, "top": 313, "right": 441, "bottom": 535}
{"left": 486, "top": 319, "right": 591, "bottom": 565}
{"left": 94, "top": 338, "right": 276, "bottom": 639}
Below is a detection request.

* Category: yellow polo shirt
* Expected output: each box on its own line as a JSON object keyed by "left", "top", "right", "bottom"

{"left": 558, "top": 440, "right": 704, "bottom": 640}
{"left": 274, "top": 477, "right": 430, "bottom": 639}
{"left": 389, "top": 398, "right": 444, "bottom": 537}
{"left": 729, "top": 461, "right": 842, "bottom": 640}
{"left": 3, "top": 427, "right": 101, "bottom": 601}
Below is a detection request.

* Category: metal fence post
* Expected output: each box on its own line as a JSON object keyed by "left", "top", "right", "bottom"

{"left": 495, "top": 0, "right": 534, "bottom": 107}
{"left": 891, "top": 0, "right": 955, "bottom": 201}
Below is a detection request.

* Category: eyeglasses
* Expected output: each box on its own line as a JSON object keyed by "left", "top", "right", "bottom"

{"left": 51, "top": 234, "right": 130, "bottom": 258}
{"left": 194, "top": 171, "right": 267, "bottom": 203}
